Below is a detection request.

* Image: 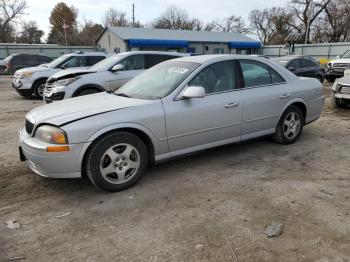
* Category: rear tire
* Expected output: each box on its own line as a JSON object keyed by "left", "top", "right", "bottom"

{"left": 273, "top": 105, "right": 304, "bottom": 145}
{"left": 331, "top": 92, "right": 348, "bottom": 108}
{"left": 85, "top": 132, "right": 148, "bottom": 192}
{"left": 76, "top": 88, "right": 100, "bottom": 97}
{"left": 33, "top": 80, "right": 46, "bottom": 99}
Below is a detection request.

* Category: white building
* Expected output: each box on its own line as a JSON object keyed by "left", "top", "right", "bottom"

{"left": 96, "top": 27, "right": 262, "bottom": 55}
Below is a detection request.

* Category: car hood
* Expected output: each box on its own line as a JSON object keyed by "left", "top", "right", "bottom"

{"left": 48, "top": 68, "right": 95, "bottom": 82}
{"left": 337, "top": 76, "right": 350, "bottom": 85}
{"left": 15, "top": 66, "right": 51, "bottom": 74}
{"left": 27, "top": 92, "right": 152, "bottom": 126}
{"left": 330, "top": 58, "right": 350, "bottom": 64}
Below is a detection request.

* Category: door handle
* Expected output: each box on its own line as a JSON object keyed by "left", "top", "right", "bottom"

{"left": 280, "top": 93, "right": 291, "bottom": 99}
{"left": 225, "top": 102, "right": 239, "bottom": 108}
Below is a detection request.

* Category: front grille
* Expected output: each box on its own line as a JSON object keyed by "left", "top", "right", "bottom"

{"left": 333, "top": 63, "right": 350, "bottom": 68}
{"left": 25, "top": 119, "right": 34, "bottom": 134}
{"left": 340, "top": 85, "right": 350, "bottom": 94}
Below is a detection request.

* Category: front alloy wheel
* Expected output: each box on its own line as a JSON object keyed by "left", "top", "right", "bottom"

{"left": 85, "top": 132, "right": 148, "bottom": 192}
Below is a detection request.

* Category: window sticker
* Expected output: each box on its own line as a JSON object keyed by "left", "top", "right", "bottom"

{"left": 168, "top": 67, "right": 189, "bottom": 74}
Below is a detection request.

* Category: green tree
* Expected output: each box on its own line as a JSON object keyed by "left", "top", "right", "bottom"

{"left": 47, "top": 2, "right": 78, "bottom": 45}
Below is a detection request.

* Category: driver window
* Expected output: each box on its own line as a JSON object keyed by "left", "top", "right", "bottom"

{"left": 119, "top": 55, "right": 145, "bottom": 71}
{"left": 188, "top": 61, "right": 236, "bottom": 94}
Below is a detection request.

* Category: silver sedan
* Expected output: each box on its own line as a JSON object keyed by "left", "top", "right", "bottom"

{"left": 19, "top": 55, "right": 325, "bottom": 192}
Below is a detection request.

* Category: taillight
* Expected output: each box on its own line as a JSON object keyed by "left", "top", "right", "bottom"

{"left": 5, "top": 62, "right": 10, "bottom": 68}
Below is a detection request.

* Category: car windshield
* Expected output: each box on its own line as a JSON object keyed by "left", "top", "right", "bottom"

{"left": 90, "top": 54, "right": 125, "bottom": 71}
{"left": 115, "top": 61, "right": 199, "bottom": 100}
{"left": 47, "top": 54, "right": 72, "bottom": 68}
{"left": 341, "top": 50, "right": 350, "bottom": 58}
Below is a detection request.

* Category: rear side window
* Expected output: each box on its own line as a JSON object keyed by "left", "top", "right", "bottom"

{"left": 189, "top": 60, "right": 237, "bottom": 94}
{"left": 61, "top": 56, "right": 88, "bottom": 68}
{"left": 300, "top": 59, "right": 317, "bottom": 68}
{"left": 145, "top": 54, "right": 178, "bottom": 69}
{"left": 119, "top": 55, "right": 145, "bottom": 70}
{"left": 239, "top": 60, "right": 285, "bottom": 87}
{"left": 11, "top": 55, "right": 24, "bottom": 65}
{"left": 288, "top": 59, "right": 301, "bottom": 69}
{"left": 39, "top": 56, "right": 52, "bottom": 63}
{"left": 88, "top": 56, "right": 105, "bottom": 66}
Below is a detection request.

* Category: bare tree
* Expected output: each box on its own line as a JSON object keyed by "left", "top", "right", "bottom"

{"left": 323, "top": 0, "right": 350, "bottom": 42}
{"left": 17, "top": 20, "right": 43, "bottom": 43}
{"left": 249, "top": 7, "right": 295, "bottom": 44}
{"left": 289, "top": 0, "right": 331, "bottom": 43}
{"left": 103, "top": 8, "right": 129, "bottom": 27}
{"left": 208, "top": 15, "right": 249, "bottom": 33}
{"left": 0, "top": 0, "right": 27, "bottom": 42}
{"left": 152, "top": 5, "right": 202, "bottom": 30}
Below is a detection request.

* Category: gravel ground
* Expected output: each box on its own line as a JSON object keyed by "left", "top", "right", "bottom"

{"left": 0, "top": 75, "right": 349, "bottom": 262}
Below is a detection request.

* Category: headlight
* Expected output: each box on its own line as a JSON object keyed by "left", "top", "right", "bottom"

{"left": 327, "top": 62, "right": 332, "bottom": 68}
{"left": 54, "top": 77, "right": 80, "bottom": 86}
{"left": 35, "top": 125, "right": 68, "bottom": 144}
{"left": 19, "top": 71, "right": 33, "bottom": 78}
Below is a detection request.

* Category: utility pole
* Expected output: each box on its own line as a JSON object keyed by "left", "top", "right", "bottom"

{"left": 63, "top": 19, "right": 68, "bottom": 46}
{"left": 132, "top": 3, "right": 135, "bottom": 27}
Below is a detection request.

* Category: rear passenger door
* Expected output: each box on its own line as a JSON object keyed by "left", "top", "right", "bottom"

{"left": 239, "top": 60, "right": 290, "bottom": 139}
{"left": 109, "top": 54, "right": 145, "bottom": 91}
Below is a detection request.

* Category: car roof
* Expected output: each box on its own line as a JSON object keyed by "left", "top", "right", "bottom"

{"left": 170, "top": 54, "right": 269, "bottom": 64}
{"left": 70, "top": 52, "right": 110, "bottom": 56}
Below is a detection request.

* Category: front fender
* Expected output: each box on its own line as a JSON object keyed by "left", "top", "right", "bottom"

{"left": 77, "top": 122, "right": 160, "bottom": 168}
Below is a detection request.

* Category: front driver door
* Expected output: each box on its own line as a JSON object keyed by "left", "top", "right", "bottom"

{"left": 163, "top": 60, "right": 243, "bottom": 154}
{"left": 109, "top": 54, "right": 145, "bottom": 91}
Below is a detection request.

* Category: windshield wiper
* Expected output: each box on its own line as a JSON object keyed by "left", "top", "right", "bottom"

{"left": 115, "top": 92, "right": 130, "bottom": 98}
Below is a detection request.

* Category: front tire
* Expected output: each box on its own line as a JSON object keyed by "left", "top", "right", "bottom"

{"left": 33, "top": 80, "right": 47, "bottom": 99}
{"left": 85, "top": 132, "right": 148, "bottom": 192}
{"left": 273, "top": 105, "right": 304, "bottom": 144}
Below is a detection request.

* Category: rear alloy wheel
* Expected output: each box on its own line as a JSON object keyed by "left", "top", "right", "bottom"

{"left": 85, "top": 132, "right": 148, "bottom": 192}
{"left": 273, "top": 105, "right": 304, "bottom": 144}
{"left": 33, "top": 80, "right": 46, "bottom": 99}
{"left": 77, "top": 88, "right": 100, "bottom": 97}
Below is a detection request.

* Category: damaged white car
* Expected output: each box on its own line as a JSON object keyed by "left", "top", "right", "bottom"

{"left": 331, "top": 69, "right": 350, "bottom": 108}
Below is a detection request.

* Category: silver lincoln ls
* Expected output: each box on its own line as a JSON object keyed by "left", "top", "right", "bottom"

{"left": 19, "top": 55, "right": 325, "bottom": 192}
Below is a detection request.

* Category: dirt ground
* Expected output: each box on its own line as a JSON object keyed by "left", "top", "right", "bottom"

{"left": 0, "top": 75, "right": 349, "bottom": 262}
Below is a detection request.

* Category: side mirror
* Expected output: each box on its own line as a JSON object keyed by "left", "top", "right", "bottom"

{"left": 287, "top": 66, "right": 296, "bottom": 72}
{"left": 336, "top": 55, "right": 340, "bottom": 59}
{"left": 111, "top": 64, "right": 124, "bottom": 72}
{"left": 60, "top": 64, "right": 67, "bottom": 69}
{"left": 182, "top": 86, "right": 205, "bottom": 99}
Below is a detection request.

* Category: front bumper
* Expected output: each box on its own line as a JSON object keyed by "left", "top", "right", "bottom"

{"left": 19, "top": 128, "right": 86, "bottom": 179}
{"left": 12, "top": 77, "right": 33, "bottom": 97}
{"left": 334, "top": 92, "right": 350, "bottom": 100}
{"left": 43, "top": 84, "right": 66, "bottom": 103}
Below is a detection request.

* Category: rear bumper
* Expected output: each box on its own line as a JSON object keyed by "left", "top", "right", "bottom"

{"left": 19, "top": 128, "right": 87, "bottom": 179}
{"left": 305, "top": 96, "right": 325, "bottom": 125}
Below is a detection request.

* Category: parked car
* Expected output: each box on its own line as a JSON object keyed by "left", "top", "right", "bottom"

{"left": 12, "top": 52, "right": 109, "bottom": 98}
{"left": 43, "top": 51, "right": 189, "bottom": 103}
{"left": 330, "top": 69, "right": 350, "bottom": 108}
{"left": 1, "top": 53, "right": 52, "bottom": 75}
{"left": 19, "top": 55, "right": 324, "bottom": 192}
{"left": 326, "top": 50, "right": 350, "bottom": 82}
{"left": 273, "top": 55, "right": 325, "bottom": 83}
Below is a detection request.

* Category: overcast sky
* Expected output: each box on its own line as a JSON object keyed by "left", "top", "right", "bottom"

{"left": 25, "top": 0, "right": 289, "bottom": 37}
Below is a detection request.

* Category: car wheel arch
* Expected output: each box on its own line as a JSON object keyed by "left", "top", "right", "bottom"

{"left": 79, "top": 124, "right": 157, "bottom": 178}
{"left": 279, "top": 99, "right": 307, "bottom": 122}
{"left": 72, "top": 84, "right": 105, "bottom": 97}
{"left": 31, "top": 77, "right": 48, "bottom": 92}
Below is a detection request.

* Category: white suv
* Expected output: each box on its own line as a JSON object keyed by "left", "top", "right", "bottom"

{"left": 326, "top": 50, "right": 350, "bottom": 82}
{"left": 43, "top": 51, "right": 188, "bottom": 103}
{"left": 12, "top": 52, "right": 109, "bottom": 98}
